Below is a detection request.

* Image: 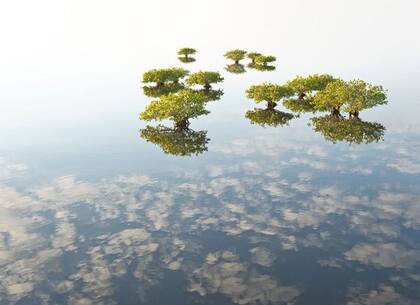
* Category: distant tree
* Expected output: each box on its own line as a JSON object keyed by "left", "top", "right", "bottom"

{"left": 224, "top": 49, "right": 247, "bottom": 64}
{"left": 140, "top": 125, "right": 209, "bottom": 156}
{"left": 143, "top": 83, "right": 184, "bottom": 98}
{"left": 225, "top": 63, "right": 246, "bottom": 74}
{"left": 186, "top": 71, "right": 224, "bottom": 90}
{"left": 142, "top": 67, "right": 189, "bottom": 87}
{"left": 245, "top": 108, "right": 295, "bottom": 127}
{"left": 283, "top": 74, "right": 336, "bottom": 113}
{"left": 255, "top": 55, "right": 276, "bottom": 66}
{"left": 178, "top": 48, "right": 196, "bottom": 59}
{"left": 247, "top": 52, "right": 262, "bottom": 63}
{"left": 246, "top": 83, "right": 293, "bottom": 110}
{"left": 311, "top": 115, "right": 385, "bottom": 144}
{"left": 139, "top": 89, "right": 210, "bottom": 129}
{"left": 312, "top": 79, "right": 387, "bottom": 118}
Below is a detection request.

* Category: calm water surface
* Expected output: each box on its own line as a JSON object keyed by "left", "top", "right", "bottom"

{"left": 1, "top": 52, "right": 420, "bottom": 305}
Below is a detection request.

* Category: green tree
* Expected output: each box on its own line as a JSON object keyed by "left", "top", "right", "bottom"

{"left": 246, "top": 83, "right": 293, "bottom": 110}
{"left": 142, "top": 67, "right": 189, "bottom": 87}
{"left": 140, "top": 125, "right": 209, "bottom": 156}
{"left": 191, "top": 89, "right": 224, "bottom": 102}
{"left": 225, "top": 63, "right": 246, "bottom": 74}
{"left": 247, "top": 52, "right": 262, "bottom": 63}
{"left": 139, "top": 89, "right": 210, "bottom": 129}
{"left": 143, "top": 83, "right": 184, "bottom": 98}
{"left": 186, "top": 71, "right": 224, "bottom": 90}
{"left": 255, "top": 55, "right": 276, "bottom": 66}
{"left": 248, "top": 62, "right": 276, "bottom": 72}
{"left": 178, "top": 48, "right": 196, "bottom": 59}
{"left": 224, "top": 49, "right": 247, "bottom": 64}
{"left": 245, "top": 108, "right": 295, "bottom": 127}
{"left": 312, "top": 79, "right": 387, "bottom": 117}
{"left": 178, "top": 57, "right": 196, "bottom": 63}
{"left": 310, "top": 115, "right": 385, "bottom": 144}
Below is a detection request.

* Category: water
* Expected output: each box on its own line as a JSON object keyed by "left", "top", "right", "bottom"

{"left": 1, "top": 3, "right": 420, "bottom": 303}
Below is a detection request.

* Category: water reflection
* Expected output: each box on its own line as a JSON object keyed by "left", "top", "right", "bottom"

{"left": 178, "top": 48, "right": 196, "bottom": 63}
{"left": 310, "top": 115, "right": 385, "bottom": 144}
{"left": 225, "top": 63, "right": 246, "bottom": 74}
{"left": 143, "top": 83, "right": 184, "bottom": 98}
{"left": 247, "top": 63, "right": 276, "bottom": 71}
{"left": 245, "top": 108, "right": 295, "bottom": 127}
{"left": 139, "top": 125, "right": 209, "bottom": 156}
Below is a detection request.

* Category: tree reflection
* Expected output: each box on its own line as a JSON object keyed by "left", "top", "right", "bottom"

{"left": 225, "top": 63, "right": 246, "bottom": 74}
{"left": 191, "top": 88, "right": 224, "bottom": 102}
{"left": 140, "top": 125, "right": 209, "bottom": 156}
{"left": 247, "top": 63, "right": 276, "bottom": 71}
{"left": 178, "top": 57, "right": 196, "bottom": 63}
{"left": 310, "top": 115, "right": 385, "bottom": 144}
{"left": 245, "top": 108, "right": 295, "bottom": 127}
{"left": 142, "top": 83, "right": 185, "bottom": 98}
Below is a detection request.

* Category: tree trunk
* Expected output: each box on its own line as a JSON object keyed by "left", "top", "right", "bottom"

{"left": 298, "top": 92, "right": 306, "bottom": 100}
{"left": 267, "top": 101, "right": 277, "bottom": 110}
{"left": 349, "top": 111, "right": 359, "bottom": 119}
{"left": 204, "top": 83, "right": 211, "bottom": 91}
{"left": 331, "top": 108, "right": 341, "bottom": 118}
{"left": 156, "top": 81, "right": 164, "bottom": 88}
{"left": 185, "top": 54, "right": 188, "bottom": 59}
{"left": 175, "top": 119, "right": 189, "bottom": 130}
{"left": 235, "top": 60, "right": 239, "bottom": 64}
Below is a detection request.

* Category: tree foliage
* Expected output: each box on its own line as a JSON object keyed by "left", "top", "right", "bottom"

{"left": 140, "top": 125, "right": 209, "bottom": 156}
{"left": 143, "top": 83, "right": 184, "bottom": 98}
{"left": 246, "top": 83, "right": 293, "bottom": 109}
{"left": 247, "top": 52, "right": 262, "bottom": 63}
{"left": 224, "top": 49, "right": 247, "bottom": 63}
{"left": 178, "top": 57, "right": 196, "bottom": 63}
{"left": 245, "top": 108, "right": 295, "bottom": 127}
{"left": 255, "top": 55, "right": 276, "bottom": 66}
{"left": 283, "top": 97, "right": 317, "bottom": 113}
{"left": 178, "top": 48, "right": 196, "bottom": 57}
{"left": 142, "top": 67, "right": 189, "bottom": 86}
{"left": 312, "top": 79, "right": 387, "bottom": 117}
{"left": 248, "top": 63, "right": 276, "bottom": 72}
{"left": 186, "top": 71, "right": 224, "bottom": 89}
{"left": 139, "top": 89, "right": 210, "bottom": 129}
{"left": 311, "top": 115, "right": 385, "bottom": 144}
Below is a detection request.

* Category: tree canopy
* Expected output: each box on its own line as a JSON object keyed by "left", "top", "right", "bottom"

{"left": 246, "top": 83, "right": 293, "bottom": 109}
{"left": 178, "top": 48, "right": 196, "bottom": 57}
{"left": 310, "top": 115, "right": 385, "bottom": 144}
{"left": 139, "top": 89, "right": 210, "bottom": 129}
{"left": 186, "top": 71, "right": 224, "bottom": 89}
{"left": 247, "top": 52, "right": 262, "bottom": 63}
{"left": 142, "top": 67, "right": 189, "bottom": 86}
{"left": 245, "top": 108, "right": 295, "bottom": 127}
{"left": 140, "top": 125, "right": 209, "bottom": 156}
{"left": 312, "top": 79, "right": 387, "bottom": 117}
{"left": 255, "top": 55, "right": 276, "bottom": 66}
{"left": 143, "top": 83, "right": 184, "bottom": 98}
{"left": 224, "top": 49, "right": 247, "bottom": 63}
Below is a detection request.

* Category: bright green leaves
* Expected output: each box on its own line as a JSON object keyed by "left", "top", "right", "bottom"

{"left": 224, "top": 49, "right": 247, "bottom": 63}
{"left": 246, "top": 83, "right": 293, "bottom": 109}
{"left": 142, "top": 67, "right": 189, "bottom": 86}
{"left": 186, "top": 71, "right": 224, "bottom": 89}
{"left": 139, "top": 89, "right": 210, "bottom": 128}
{"left": 255, "top": 55, "right": 276, "bottom": 66}
{"left": 286, "top": 74, "right": 336, "bottom": 96}
{"left": 247, "top": 52, "right": 262, "bottom": 62}
{"left": 178, "top": 48, "right": 197, "bottom": 57}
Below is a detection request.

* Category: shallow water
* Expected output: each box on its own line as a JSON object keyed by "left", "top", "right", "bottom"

{"left": 2, "top": 26, "right": 420, "bottom": 305}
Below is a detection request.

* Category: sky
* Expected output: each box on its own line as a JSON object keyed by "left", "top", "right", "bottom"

{"left": 0, "top": 0, "right": 419, "bottom": 128}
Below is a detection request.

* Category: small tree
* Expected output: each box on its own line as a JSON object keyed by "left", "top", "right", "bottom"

{"left": 139, "top": 89, "right": 210, "bottom": 129}
{"left": 246, "top": 108, "right": 294, "bottom": 127}
{"left": 224, "top": 49, "right": 247, "bottom": 64}
{"left": 247, "top": 52, "right": 262, "bottom": 63}
{"left": 255, "top": 55, "right": 276, "bottom": 66}
{"left": 142, "top": 67, "right": 189, "bottom": 87}
{"left": 311, "top": 115, "right": 385, "bottom": 144}
{"left": 246, "top": 83, "right": 293, "bottom": 110}
{"left": 178, "top": 48, "right": 196, "bottom": 59}
{"left": 186, "top": 71, "right": 224, "bottom": 90}
{"left": 312, "top": 79, "right": 387, "bottom": 118}
{"left": 225, "top": 63, "right": 246, "bottom": 74}
{"left": 140, "top": 125, "right": 209, "bottom": 156}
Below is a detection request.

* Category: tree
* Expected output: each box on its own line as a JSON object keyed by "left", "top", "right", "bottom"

{"left": 178, "top": 57, "right": 196, "bottom": 63}
{"left": 140, "top": 125, "right": 209, "bottom": 156}
{"left": 224, "top": 49, "right": 247, "bottom": 64}
{"left": 312, "top": 79, "right": 387, "bottom": 118}
{"left": 142, "top": 67, "right": 189, "bottom": 87}
{"left": 310, "top": 115, "right": 385, "bottom": 144}
{"left": 191, "top": 89, "right": 224, "bottom": 102}
{"left": 247, "top": 52, "right": 262, "bottom": 63}
{"left": 245, "top": 108, "right": 295, "bottom": 127}
{"left": 139, "top": 89, "right": 210, "bottom": 129}
{"left": 246, "top": 83, "right": 293, "bottom": 110}
{"left": 255, "top": 55, "right": 276, "bottom": 66}
{"left": 178, "top": 48, "right": 196, "bottom": 59}
{"left": 248, "top": 62, "right": 276, "bottom": 72}
{"left": 142, "top": 83, "right": 184, "bottom": 98}
{"left": 186, "top": 71, "right": 224, "bottom": 90}
{"left": 225, "top": 63, "right": 246, "bottom": 74}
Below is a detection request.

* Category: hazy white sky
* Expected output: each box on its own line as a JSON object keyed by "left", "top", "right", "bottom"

{"left": 0, "top": 0, "right": 419, "bottom": 126}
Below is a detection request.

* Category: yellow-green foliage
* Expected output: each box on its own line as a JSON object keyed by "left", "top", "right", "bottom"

{"left": 255, "top": 55, "right": 276, "bottom": 66}
{"left": 186, "top": 71, "right": 224, "bottom": 88}
{"left": 286, "top": 74, "right": 336, "bottom": 96}
{"left": 140, "top": 125, "right": 209, "bottom": 156}
{"left": 247, "top": 52, "right": 262, "bottom": 61}
{"left": 246, "top": 83, "right": 293, "bottom": 104}
{"left": 224, "top": 49, "right": 247, "bottom": 63}
{"left": 225, "top": 63, "right": 246, "bottom": 74}
{"left": 245, "top": 108, "right": 294, "bottom": 127}
{"left": 311, "top": 115, "right": 385, "bottom": 144}
{"left": 139, "top": 89, "right": 210, "bottom": 125}
{"left": 142, "top": 67, "right": 189, "bottom": 85}
{"left": 178, "top": 48, "right": 196, "bottom": 57}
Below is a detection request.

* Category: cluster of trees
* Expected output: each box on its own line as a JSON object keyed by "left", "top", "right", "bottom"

{"left": 224, "top": 49, "right": 277, "bottom": 73}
